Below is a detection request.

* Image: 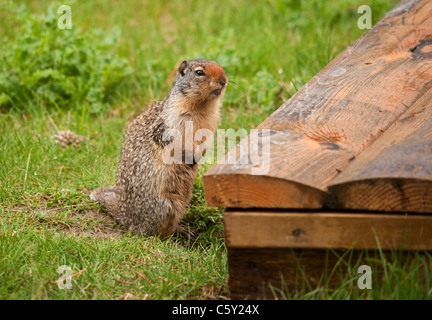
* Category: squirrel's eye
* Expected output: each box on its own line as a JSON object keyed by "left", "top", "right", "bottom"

{"left": 195, "top": 70, "right": 205, "bottom": 76}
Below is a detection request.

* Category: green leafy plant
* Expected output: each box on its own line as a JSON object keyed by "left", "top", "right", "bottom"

{"left": 0, "top": 4, "right": 133, "bottom": 113}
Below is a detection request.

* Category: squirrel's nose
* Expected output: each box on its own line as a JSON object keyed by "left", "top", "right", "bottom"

{"left": 219, "top": 75, "right": 227, "bottom": 87}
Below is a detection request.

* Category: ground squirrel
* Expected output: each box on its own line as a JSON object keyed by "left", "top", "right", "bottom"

{"left": 90, "top": 58, "right": 228, "bottom": 237}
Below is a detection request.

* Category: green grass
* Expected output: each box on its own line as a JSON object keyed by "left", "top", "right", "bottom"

{"left": 0, "top": 222, "right": 228, "bottom": 299}
{"left": 2, "top": 0, "right": 429, "bottom": 300}
{"left": 268, "top": 249, "right": 432, "bottom": 300}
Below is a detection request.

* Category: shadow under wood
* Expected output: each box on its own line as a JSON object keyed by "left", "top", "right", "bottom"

{"left": 227, "top": 247, "right": 431, "bottom": 300}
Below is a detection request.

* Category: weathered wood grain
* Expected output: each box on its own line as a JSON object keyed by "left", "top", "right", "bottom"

{"left": 224, "top": 211, "right": 432, "bottom": 250}
{"left": 204, "top": 0, "right": 432, "bottom": 209}
{"left": 327, "top": 86, "right": 432, "bottom": 212}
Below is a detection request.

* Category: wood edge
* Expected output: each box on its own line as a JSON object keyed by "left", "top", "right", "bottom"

{"left": 327, "top": 177, "right": 432, "bottom": 213}
{"left": 203, "top": 173, "right": 326, "bottom": 209}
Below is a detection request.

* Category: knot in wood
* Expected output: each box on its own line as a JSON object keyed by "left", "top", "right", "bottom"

{"left": 292, "top": 228, "right": 304, "bottom": 237}
{"left": 410, "top": 39, "right": 432, "bottom": 59}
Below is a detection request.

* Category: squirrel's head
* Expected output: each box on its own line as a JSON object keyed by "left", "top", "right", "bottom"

{"left": 174, "top": 58, "right": 228, "bottom": 104}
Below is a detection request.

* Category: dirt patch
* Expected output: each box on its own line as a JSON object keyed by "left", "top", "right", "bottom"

{"left": 5, "top": 204, "right": 200, "bottom": 240}
{"left": 64, "top": 209, "right": 127, "bottom": 239}
{"left": 6, "top": 205, "right": 127, "bottom": 239}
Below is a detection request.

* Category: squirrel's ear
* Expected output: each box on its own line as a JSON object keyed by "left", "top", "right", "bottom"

{"left": 178, "top": 60, "right": 188, "bottom": 76}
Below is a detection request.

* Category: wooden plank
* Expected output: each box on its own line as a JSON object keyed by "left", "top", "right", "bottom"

{"left": 224, "top": 211, "right": 432, "bottom": 250}
{"left": 204, "top": 0, "right": 432, "bottom": 209}
{"left": 327, "top": 86, "right": 432, "bottom": 213}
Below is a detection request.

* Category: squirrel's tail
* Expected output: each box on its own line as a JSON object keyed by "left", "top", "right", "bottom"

{"left": 90, "top": 186, "right": 120, "bottom": 215}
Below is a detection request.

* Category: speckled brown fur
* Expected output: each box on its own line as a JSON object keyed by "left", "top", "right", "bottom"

{"left": 90, "top": 59, "right": 227, "bottom": 237}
